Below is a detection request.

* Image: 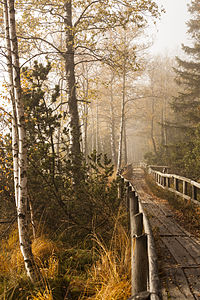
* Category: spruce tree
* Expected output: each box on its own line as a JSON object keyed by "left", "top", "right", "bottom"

{"left": 169, "top": 0, "right": 200, "bottom": 179}
{"left": 173, "top": 0, "right": 200, "bottom": 125}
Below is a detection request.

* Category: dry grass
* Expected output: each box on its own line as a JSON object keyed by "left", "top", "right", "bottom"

{"left": 9, "top": 236, "right": 58, "bottom": 273}
{"left": 31, "top": 286, "right": 53, "bottom": 300}
{"left": 80, "top": 215, "right": 131, "bottom": 300}
{"left": 0, "top": 207, "right": 131, "bottom": 299}
{"left": 0, "top": 226, "right": 59, "bottom": 277}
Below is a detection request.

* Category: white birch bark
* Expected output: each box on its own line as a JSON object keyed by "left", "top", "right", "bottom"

{"left": 3, "top": 0, "right": 18, "bottom": 207}
{"left": 7, "top": 0, "right": 38, "bottom": 282}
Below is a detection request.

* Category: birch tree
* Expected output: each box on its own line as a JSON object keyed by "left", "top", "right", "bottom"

{"left": 4, "top": 0, "right": 39, "bottom": 282}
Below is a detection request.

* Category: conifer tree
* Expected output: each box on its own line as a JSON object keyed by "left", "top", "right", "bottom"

{"left": 173, "top": 0, "right": 200, "bottom": 125}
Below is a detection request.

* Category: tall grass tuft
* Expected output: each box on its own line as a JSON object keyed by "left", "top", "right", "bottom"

{"left": 31, "top": 285, "right": 53, "bottom": 300}
{"left": 80, "top": 212, "right": 131, "bottom": 300}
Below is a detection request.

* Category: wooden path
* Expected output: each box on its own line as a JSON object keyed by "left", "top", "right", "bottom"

{"left": 130, "top": 168, "right": 200, "bottom": 300}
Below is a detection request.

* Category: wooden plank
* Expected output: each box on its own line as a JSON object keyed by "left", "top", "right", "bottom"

{"left": 178, "top": 236, "right": 200, "bottom": 264}
{"left": 148, "top": 216, "right": 173, "bottom": 236}
{"left": 158, "top": 204, "right": 174, "bottom": 217}
{"left": 184, "top": 268, "right": 200, "bottom": 298}
{"left": 162, "top": 236, "right": 197, "bottom": 267}
{"left": 167, "top": 267, "right": 194, "bottom": 299}
{"left": 157, "top": 240, "right": 195, "bottom": 299}
{"left": 144, "top": 204, "right": 185, "bottom": 236}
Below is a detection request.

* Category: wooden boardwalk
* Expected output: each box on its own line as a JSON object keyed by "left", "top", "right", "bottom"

{"left": 130, "top": 168, "right": 200, "bottom": 300}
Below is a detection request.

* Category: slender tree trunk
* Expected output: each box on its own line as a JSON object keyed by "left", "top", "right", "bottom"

{"left": 56, "top": 77, "right": 64, "bottom": 167}
{"left": 56, "top": 25, "right": 65, "bottom": 167}
{"left": 123, "top": 121, "right": 128, "bottom": 165}
{"left": 96, "top": 98, "right": 101, "bottom": 154}
{"left": 117, "top": 56, "right": 126, "bottom": 171}
{"left": 3, "top": 0, "right": 18, "bottom": 206}
{"left": 91, "top": 109, "right": 95, "bottom": 152}
{"left": 161, "top": 105, "right": 164, "bottom": 146}
{"left": 64, "top": 1, "right": 83, "bottom": 185}
{"left": 163, "top": 97, "right": 168, "bottom": 152}
{"left": 109, "top": 75, "right": 117, "bottom": 166}
{"left": 151, "top": 97, "right": 157, "bottom": 155}
{"left": 82, "top": 71, "right": 89, "bottom": 160}
{"left": 7, "top": 0, "right": 38, "bottom": 282}
{"left": 84, "top": 102, "right": 88, "bottom": 160}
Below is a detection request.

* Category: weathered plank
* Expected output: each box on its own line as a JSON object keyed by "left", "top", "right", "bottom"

{"left": 144, "top": 204, "right": 185, "bottom": 236}
{"left": 178, "top": 236, "right": 200, "bottom": 264}
{"left": 184, "top": 268, "right": 200, "bottom": 298}
{"left": 157, "top": 239, "right": 195, "bottom": 299}
{"left": 162, "top": 236, "right": 197, "bottom": 267}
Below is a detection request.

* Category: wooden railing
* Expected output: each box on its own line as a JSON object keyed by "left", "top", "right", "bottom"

{"left": 118, "top": 174, "right": 161, "bottom": 300}
{"left": 146, "top": 165, "right": 200, "bottom": 206}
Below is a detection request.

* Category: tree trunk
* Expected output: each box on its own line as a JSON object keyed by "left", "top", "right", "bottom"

{"left": 82, "top": 72, "right": 89, "bottom": 160}
{"left": 91, "top": 109, "right": 95, "bottom": 152}
{"left": 117, "top": 55, "right": 126, "bottom": 171}
{"left": 151, "top": 97, "right": 157, "bottom": 155}
{"left": 109, "top": 74, "right": 117, "bottom": 166}
{"left": 3, "top": 0, "right": 18, "bottom": 206}
{"left": 96, "top": 98, "right": 101, "bottom": 154}
{"left": 64, "top": 1, "right": 83, "bottom": 185}
{"left": 161, "top": 105, "right": 165, "bottom": 146}
{"left": 123, "top": 121, "right": 128, "bottom": 165}
{"left": 7, "top": 0, "right": 38, "bottom": 282}
{"left": 83, "top": 102, "right": 88, "bottom": 160}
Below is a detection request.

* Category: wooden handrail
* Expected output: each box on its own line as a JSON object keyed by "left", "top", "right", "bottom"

{"left": 118, "top": 173, "right": 161, "bottom": 300}
{"left": 147, "top": 165, "right": 200, "bottom": 205}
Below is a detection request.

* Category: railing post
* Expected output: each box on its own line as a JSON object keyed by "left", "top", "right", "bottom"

{"left": 183, "top": 181, "right": 188, "bottom": 196}
{"left": 167, "top": 177, "right": 170, "bottom": 188}
{"left": 174, "top": 177, "right": 179, "bottom": 191}
{"left": 192, "top": 185, "right": 197, "bottom": 200}
{"left": 129, "top": 191, "right": 139, "bottom": 215}
{"left": 125, "top": 181, "right": 130, "bottom": 211}
{"left": 132, "top": 212, "right": 143, "bottom": 236}
{"left": 132, "top": 234, "right": 148, "bottom": 295}
{"left": 163, "top": 176, "right": 166, "bottom": 187}
{"left": 127, "top": 185, "right": 132, "bottom": 210}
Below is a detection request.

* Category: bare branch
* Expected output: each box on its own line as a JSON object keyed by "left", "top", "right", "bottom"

{"left": 74, "top": 0, "right": 100, "bottom": 27}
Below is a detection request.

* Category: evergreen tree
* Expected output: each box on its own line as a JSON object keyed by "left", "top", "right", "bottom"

{"left": 166, "top": 0, "right": 200, "bottom": 179}
{"left": 173, "top": 0, "right": 200, "bottom": 125}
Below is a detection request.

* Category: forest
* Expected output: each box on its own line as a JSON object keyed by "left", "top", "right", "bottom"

{"left": 0, "top": 0, "right": 199, "bottom": 299}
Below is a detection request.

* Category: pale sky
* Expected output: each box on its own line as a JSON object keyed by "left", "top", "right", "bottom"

{"left": 149, "top": 0, "right": 191, "bottom": 55}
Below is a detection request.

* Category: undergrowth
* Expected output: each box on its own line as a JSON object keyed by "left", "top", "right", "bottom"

{"left": 144, "top": 171, "right": 200, "bottom": 238}
{"left": 0, "top": 208, "right": 131, "bottom": 300}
